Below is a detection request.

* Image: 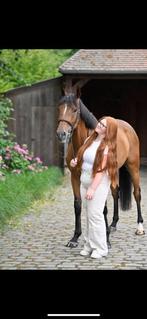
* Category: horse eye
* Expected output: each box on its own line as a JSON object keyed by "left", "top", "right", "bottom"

{"left": 73, "top": 108, "right": 77, "bottom": 113}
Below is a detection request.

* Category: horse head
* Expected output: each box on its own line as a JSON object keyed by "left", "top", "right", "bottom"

{"left": 56, "top": 87, "right": 81, "bottom": 143}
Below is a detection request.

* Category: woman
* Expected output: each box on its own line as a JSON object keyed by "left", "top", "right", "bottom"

{"left": 70, "top": 116, "right": 118, "bottom": 259}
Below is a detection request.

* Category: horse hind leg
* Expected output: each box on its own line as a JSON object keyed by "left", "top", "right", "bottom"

{"left": 109, "top": 185, "right": 119, "bottom": 232}
{"left": 109, "top": 165, "right": 133, "bottom": 232}
{"left": 103, "top": 202, "right": 111, "bottom": 249}
{"left": 133, "top": 186, "right": 145, "bottom": 235}
{"left": 134, "top": 185, "right": 145, "bottom": 235}
{"left": 128, "top": 163, "right": 145, "bottom": 235}
{"left": 66, "top": 173, "right": 82, "bottom": 248}
{"left": 134, "top": 187, "right": 145, "bottom": 235}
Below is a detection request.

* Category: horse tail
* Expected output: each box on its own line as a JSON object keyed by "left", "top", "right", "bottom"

{"left": 119, "top": 165, "right": 132, "bottom": 211}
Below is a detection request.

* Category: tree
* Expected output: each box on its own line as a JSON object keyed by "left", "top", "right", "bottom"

{"left": 0, "top": 49, "right": 77, "bottom": 93}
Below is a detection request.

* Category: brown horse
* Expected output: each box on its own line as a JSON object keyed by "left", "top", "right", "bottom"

{"left": 56, "top": 90, "right": 145, "bottom": 248}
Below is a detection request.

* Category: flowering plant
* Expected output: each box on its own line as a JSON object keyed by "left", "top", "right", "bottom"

{"left": 0, "top": 142, "right": 48, "bottom": 174}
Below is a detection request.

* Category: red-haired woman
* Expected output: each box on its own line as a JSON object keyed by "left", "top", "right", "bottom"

{"left": 70, "top": 116, "right": 118, "bottom": 259}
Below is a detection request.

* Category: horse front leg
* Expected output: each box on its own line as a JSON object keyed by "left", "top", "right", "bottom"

{"left": 66, "top": 173, "right": 82, "bottom": 248}
{"left": 109, "top": 185, "right": 119, "bottom": 232}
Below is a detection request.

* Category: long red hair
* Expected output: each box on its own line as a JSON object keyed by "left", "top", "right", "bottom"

{"left": 76, "top": 116, "right": 118, "bottom": 187}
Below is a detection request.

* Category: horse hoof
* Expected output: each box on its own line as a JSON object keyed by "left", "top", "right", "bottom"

{"left": 66, "top": 241, "right": 78, "bottom": 248}
{"left": 135, "top": 229, "right": 145, "bottom": 235}
{"left": 135, "top": 223, "right": 145, "bottom": 235}
{"left": 109, "top": 225, "right": 117, "bottom": 233}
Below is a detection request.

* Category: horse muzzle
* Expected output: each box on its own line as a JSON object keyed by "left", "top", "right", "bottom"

{"left": 56, "top": 130, "right": 72, "bottom": 143}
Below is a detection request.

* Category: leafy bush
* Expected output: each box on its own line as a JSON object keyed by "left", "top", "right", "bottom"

{"left": 0, "top": 142, "right": 48, "bottom": 174}
{"left": 0, "top": 95, "right": 47, "bottom": 175}
{"left": 0, "top": 95, "right": 13, "bottom": 140}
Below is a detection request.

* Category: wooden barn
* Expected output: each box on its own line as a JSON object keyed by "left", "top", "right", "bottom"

{"left": 5, "top": 49, "right": 147, "bottom": 167}
{"left": 5, "top": 76, "right": 63, "bottom": 167}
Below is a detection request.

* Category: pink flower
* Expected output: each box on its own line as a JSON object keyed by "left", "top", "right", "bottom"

{"left": 5, "top": 154, "right": 11, "bottom": 159}
{"left": 34, "top": 157, "right": 42, "bottom": 164}
{"left": 14, "top": 145, "right": 28, "bottom": 155}
{"left": 25, "top": 156, "right": 33, "bottom": 161}
{"left": 28, "top": 165, "right": 35, "bottom": 171}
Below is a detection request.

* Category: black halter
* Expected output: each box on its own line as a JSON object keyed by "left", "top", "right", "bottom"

{"left": 58, "top": 102, "right": 80, "bottom": 133}
{"left": 57, "top": 119, "right": 75, "bottom": 130}
{"left": 58, "top": 103, "right": 80, "bottom": 158}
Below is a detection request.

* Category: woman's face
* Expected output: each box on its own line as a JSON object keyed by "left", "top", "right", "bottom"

{"left": 95, "top": 118, "right": 107, "bottom": 135}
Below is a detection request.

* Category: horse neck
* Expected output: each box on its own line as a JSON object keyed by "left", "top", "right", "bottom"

{"left": 71, "top": 119, "right": 92, "bottom": 154}
{"left": 71, "top": 99, "right": 97, "bottom": 152}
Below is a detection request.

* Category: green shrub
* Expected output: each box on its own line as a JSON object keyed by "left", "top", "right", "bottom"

{"left": 0, "top": 95, "right": 13, "bottom": 140}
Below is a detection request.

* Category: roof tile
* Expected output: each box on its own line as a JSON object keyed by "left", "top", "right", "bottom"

{"left": 59, "top": 49, "right": 147, "bottom": 74}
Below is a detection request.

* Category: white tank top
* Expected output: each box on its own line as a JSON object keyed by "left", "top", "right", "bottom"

{"left": 82, "top": 139, "right": 108, "bottom": 173}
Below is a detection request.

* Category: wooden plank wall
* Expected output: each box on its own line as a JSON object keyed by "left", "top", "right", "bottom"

{"left": 5, "top": 77, "right": 64, "bottom": 167}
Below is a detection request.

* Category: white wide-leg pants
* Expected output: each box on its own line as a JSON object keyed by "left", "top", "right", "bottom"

{"left": 80, "top": 173, "right": 110, "bottom": 256}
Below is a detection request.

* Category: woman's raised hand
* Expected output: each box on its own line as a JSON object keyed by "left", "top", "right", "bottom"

{"left": 70, "top": 157, "right": 78, "bottom": 167}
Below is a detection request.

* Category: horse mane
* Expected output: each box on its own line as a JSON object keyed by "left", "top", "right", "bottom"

{"left": 79, "top": 99, "right": 98, "bottom": 129}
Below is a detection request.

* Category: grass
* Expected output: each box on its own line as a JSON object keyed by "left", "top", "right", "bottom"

{"left": 0, "top": 166, "right": 63, "bottom": 230}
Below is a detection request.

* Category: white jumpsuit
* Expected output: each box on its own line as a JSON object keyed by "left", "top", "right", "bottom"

{"left": 80, "top": 138, "right": 110, "bottom": 256}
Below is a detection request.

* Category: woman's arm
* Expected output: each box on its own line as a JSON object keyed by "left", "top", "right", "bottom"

{"left": 86, "top": 154, "right": 108, "bottom": 200}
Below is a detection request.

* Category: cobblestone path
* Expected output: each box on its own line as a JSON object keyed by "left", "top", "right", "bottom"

{"left": 0, "top": 167, "right": 147, "bottom": 269}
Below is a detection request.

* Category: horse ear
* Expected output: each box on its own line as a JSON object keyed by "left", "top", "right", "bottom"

{"left": 61, "top": 81, "right": 66, "bottom": 95}
{"left": 76, "top": 86, "right": 81, "bottom": 98}
{"left": 61, "top": 81, "right": 73, "bottom": 96}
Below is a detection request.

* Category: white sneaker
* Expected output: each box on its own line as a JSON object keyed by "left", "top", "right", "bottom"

{"left": 80, "top": 248, "right": 92, "bottom": 256}
{"left": 91, "top": 250, "right": 108, "bottom": 259}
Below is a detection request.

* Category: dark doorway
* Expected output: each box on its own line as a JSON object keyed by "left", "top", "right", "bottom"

{"left": 82, "top": 79, "right": 147, "bottom": 158}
